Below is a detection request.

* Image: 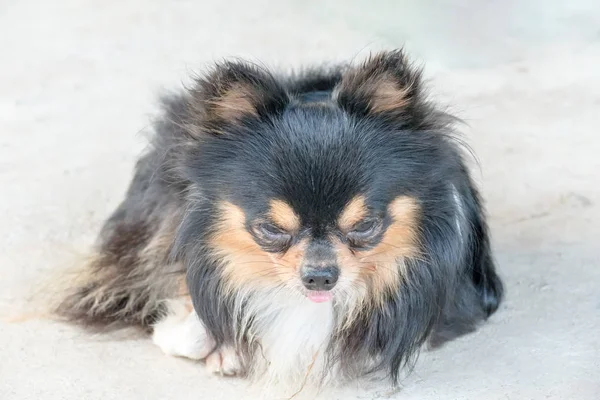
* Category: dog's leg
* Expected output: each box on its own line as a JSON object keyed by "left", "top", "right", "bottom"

{"left": 205, "top": 346, "right": 243, "bottom": 376}
{"left": 152, "top": 298, "right": 214, "bottom": 360}
{"left": 152, "top": 299, "right": 243, "bottom": 376}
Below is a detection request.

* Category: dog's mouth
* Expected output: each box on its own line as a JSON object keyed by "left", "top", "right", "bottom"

{"left": 305, "top": 290, "right": 333, "bottom": 303}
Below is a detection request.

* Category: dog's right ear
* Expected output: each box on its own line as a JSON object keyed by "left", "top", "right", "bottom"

{"left": 188, "top": 61, "right": 290, "bottom": 132}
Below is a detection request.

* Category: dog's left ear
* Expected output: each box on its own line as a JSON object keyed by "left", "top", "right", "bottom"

{"left": 189, "top": 61, "right": 290, "bottom": 130}
{"left": 336, "top": 50, "right": 434, "bottom": 127}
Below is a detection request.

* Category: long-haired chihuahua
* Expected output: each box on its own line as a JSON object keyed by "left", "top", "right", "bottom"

{"left": 53, "top": 50, "right": 503, "bottom": 392}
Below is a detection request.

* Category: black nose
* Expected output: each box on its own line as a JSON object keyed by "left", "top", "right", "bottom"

{"left": 301, "top": 266, "right": 339, "bottom": 291}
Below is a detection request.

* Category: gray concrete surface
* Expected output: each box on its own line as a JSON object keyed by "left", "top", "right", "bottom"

{"left": 1, "top": 1, "right": 599, "bottom": 399}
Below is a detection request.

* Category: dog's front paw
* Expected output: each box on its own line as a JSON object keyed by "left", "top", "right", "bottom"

{"left": 152, "top": 299, "right": 214, "bottom": 360}
{"left": 205, "top": 346, "right": 243, "bottom": 376}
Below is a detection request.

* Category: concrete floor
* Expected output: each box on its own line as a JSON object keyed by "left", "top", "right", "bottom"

{"left": 1, "top": 1, "right": 599, "bottom": 399}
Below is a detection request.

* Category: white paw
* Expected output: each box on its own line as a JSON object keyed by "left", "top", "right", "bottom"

{"left": 205, "top": 346, "right": 243, "bottom": 376}
{"left": 152, "top": 299, "right": 214, "bottom": 360}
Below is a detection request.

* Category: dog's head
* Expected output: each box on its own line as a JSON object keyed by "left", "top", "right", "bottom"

{"left": 175, "top": 51, "right": 461, "bottom": 308}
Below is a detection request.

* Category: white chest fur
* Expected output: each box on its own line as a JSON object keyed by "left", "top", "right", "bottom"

{"left": 237, "top": 290, "right": 336, "bottom": 384}
{"left": 153, "top": 291, "right": 338, "bottom": 389}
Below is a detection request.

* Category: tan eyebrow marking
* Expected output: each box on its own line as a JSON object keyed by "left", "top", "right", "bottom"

{"left": 269, "top": 199, "right": 300, "bottom": 232}
{"left": 338, "top": 195, "right": 368, "bottom": 231}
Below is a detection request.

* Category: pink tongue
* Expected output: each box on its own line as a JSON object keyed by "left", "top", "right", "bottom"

{"left": 307, "top": 291, "right": 333, "bottom": 303}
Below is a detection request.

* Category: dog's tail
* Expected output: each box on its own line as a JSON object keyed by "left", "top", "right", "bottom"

{"left": 52, "top": 259, "right": 184, "bottom": 332}
{"left": 48, "top": 203, "right": 186, "bottom": 331}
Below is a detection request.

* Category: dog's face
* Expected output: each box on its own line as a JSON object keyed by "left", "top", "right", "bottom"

{"left": 207, "top": 114, "right": 423, "bottom": 304}
{"left": 180, "top": 54, "right": 459, "bottom": 306}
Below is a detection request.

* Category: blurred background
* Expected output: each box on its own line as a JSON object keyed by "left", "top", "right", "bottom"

{"left": 1, "top": 1, "right": 599, "bottom": 399}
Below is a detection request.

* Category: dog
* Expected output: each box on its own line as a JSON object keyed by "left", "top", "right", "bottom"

{"left": 53, "top": 49, "right": 503, "bottom": 391}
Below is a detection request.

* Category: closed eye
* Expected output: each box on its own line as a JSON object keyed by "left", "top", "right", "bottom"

{"left": 260, "top": 222, "right": 287, "bottom": 237}
{"left": 252, "top": 222, "right": 292, "bottom": 252}
{"left": 350, "top": 219, "right": 378, "bottom": 235}
{"left": 346, "top": 218, "right": 383, "bottom": 248}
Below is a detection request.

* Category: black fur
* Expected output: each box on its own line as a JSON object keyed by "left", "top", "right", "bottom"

{"left": 57, "top": 50, "right": 503, "bottom": 385}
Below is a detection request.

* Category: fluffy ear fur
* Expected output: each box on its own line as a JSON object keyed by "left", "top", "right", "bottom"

{"left": 187, "top": 61, "right": 290, "bottom": 131}
{"left": 335, "top": 50, "right": 443, "bottom": 130}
